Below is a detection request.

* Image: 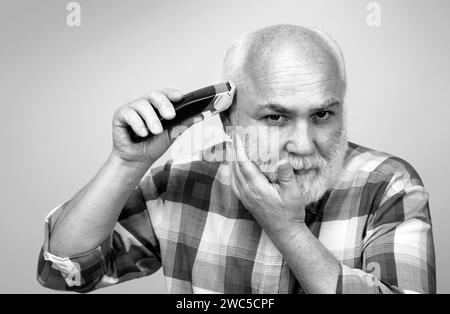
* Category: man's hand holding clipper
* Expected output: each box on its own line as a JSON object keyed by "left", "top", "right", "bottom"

{"left": 111, "top": 88, "right": 184, "bottom": 167}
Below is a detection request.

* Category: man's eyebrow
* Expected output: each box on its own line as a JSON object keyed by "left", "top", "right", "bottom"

{"left": 254, "top": 99, "right": 342, "bottom": 114}
{"left": 254, "top": 103, "right": 294, "bottom": 114}
{"left": 313, "top": 99, "right": 342, "bottom": 111}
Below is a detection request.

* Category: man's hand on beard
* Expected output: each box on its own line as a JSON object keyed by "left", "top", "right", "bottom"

{"left": 229, "top": 132, "right": 307, "bottom": 237}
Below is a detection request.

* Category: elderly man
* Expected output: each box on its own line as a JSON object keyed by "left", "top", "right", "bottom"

{"left": 37, "top": 24, "right": 435, "bottom": 293}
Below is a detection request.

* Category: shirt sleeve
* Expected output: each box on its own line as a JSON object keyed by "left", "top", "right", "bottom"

{"left": 336, "top": 160, "right": 436, "bottom": 294}
{"left": 36, "top": 162, "right": 171, "bottom": 293}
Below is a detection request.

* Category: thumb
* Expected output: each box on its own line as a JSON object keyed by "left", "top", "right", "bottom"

{"left": 277, "top": 159, "right": 295, "bottom": 186}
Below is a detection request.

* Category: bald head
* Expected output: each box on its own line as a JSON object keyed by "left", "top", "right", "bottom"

{"left": 223, "top": 24, "right": 346, "bottom": 98}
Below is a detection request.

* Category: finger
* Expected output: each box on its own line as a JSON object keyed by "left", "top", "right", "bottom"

{"left": 230, "top": 163, "right": 243, "bottom": 200}
{"left": 232, "top": 160, "right": 247, "bottom": 192}
{"left": 276, "top": 159, "right": 295, "bottom": 188}
{"left": 129, "top": 99, "right": 163, "bottom": 135}
{"left": 233, "top": 132, "right": 266, "bottom": 186}
{"left": 119, "top": 108, "right": 148, "bottom": 137}
{"left": 161, "top": 88, "right": 184, "bottom": 102}
{"left": 232, "top": 133, "right": 250, "bottom": 186}
{"left": 145, "top": 91, "right": 176, "bottom": 120}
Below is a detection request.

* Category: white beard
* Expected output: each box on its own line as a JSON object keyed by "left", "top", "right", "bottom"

{"left": 252, "top": 129, "right": 348, "bottom": 205}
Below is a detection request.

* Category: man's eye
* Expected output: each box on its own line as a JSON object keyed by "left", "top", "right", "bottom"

{"left": 312, "top": 111, "right": 332, "bottom": 121}
{"left": 266, "top": 115, "right": 287, "bottom": 123}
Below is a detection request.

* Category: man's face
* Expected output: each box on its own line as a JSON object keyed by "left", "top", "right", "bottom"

{"left": 228, "top": 46, "right": 348, "bottom": 204}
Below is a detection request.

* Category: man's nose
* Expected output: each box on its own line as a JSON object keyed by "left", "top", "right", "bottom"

{"left": 285, "top": 120, "right": 315, "bottom": 155}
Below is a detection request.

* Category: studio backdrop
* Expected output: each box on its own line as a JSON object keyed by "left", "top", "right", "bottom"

{"left": 0, "top": 0, "right": 449, "bottom": 293}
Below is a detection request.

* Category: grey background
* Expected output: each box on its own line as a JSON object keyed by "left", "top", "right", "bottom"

{"left": 1, "top": 0, "right": 449, "bottom": 293}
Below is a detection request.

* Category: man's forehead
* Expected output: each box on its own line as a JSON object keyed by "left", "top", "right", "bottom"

{"left": 242, "top": 70, "right": 345, "bottom": 114}
{"left": 251, "top": 71, "right": 342, "bottom": 96}
{"left": 246, "top": 59, "right": 343, "bottom": 100}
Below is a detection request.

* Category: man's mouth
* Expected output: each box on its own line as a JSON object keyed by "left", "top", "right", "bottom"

{"left": 293, "top": 168, "right": 318, "bottom": 176}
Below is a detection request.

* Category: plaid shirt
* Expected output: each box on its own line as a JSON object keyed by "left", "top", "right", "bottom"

{"left": 37, "top": 141, "right": 436, "bottom": 293}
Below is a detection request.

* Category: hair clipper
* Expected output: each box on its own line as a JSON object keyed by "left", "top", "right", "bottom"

{"left": 129, "top": 81, "right": 234, "bottom": 142}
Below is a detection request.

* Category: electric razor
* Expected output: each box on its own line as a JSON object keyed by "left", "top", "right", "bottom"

{"left": 129, "top": 81, "right": 234, "bottom": 142}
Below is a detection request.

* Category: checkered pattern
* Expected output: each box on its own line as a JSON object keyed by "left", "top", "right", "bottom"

{"left": 37, "top": 142, "right": 436, "bottom": 293}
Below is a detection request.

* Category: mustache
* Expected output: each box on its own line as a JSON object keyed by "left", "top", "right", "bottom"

{"left": 288, "top": 129, "right": 347, "bottom": 171}
{"left": 244, "top": 127, "right": 347, "bottom": 172}
{"left": 288, "top": 154, "right": 327, "bottom": 170}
